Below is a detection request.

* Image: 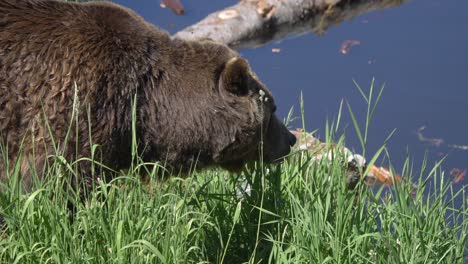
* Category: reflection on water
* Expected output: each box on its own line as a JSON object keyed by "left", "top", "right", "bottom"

{"left": 115, "top": 0, "right": 467, "bottom": 189}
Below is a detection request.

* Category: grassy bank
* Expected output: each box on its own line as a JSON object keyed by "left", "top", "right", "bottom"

{"left": 0, "top": 81, "right": 466, "bottom": 263}
{"left": 0, "top": 134, "right": 466, "bottom": 263}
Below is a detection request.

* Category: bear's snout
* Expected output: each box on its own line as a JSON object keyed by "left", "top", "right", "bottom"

{"left": 287, "top": 130, "right": 297, "bottom": 147}
{"left": 262, "top": 115, "right": 296, "bottom": 163}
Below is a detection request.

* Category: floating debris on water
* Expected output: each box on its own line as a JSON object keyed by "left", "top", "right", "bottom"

{"left": 161, "top": 0, "right": 185, "bottom": 15}
{"left": 450, "top": 168, "right": 466, "bottom": 184}
{"left": 449, "top": 144, "right": 468, "bottom": 150}
{"left": 339, "top": 40, "right": 361, "bottom": 55}
{"left": 415, "top": 126, "right": 444, "bottom": 147}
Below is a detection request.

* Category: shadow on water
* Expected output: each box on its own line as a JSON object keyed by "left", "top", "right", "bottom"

{"left": 114, "top": 0, "right": 467, "bottom": 208}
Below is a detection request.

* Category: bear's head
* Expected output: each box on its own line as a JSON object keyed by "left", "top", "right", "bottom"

{"left": 213, "top": 57, "right": 297, "bottom": 171}
{"left": 141, "top": 41, "right": 296, "bottom": 173}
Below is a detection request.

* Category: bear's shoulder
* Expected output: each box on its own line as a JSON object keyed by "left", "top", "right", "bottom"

{"left": 0, "top": 0, "right": 169, "bottom": 48}
{"left": 79, "top": 1, "right": 157, "bottom": 36}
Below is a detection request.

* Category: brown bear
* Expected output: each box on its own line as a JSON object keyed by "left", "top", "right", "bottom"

{"left": 0, "top": 0, "right": 296, "bottom": 191}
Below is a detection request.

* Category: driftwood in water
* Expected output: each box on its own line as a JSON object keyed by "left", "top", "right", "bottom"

{"left": 290, "top": 129, "right": 405, "bottom": 189}
{"left": 174, "top": 0, "right": 409, "bottom": 50}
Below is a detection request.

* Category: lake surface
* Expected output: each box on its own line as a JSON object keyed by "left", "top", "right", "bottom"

{"left": 114, "top": 0, "right": 467, "bottom": 188}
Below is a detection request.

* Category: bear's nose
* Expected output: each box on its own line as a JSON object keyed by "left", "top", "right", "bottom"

{"left": 288, "top": 132, "right": 297, "bottom": 147}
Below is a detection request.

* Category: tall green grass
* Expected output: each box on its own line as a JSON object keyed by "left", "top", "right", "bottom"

{"left": 0, "top": 81, "right": 466, "bottom": 263}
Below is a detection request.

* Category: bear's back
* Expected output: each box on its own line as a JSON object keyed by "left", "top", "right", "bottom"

{"left": 0, "top": 0, "right": 170, "bottom": 182}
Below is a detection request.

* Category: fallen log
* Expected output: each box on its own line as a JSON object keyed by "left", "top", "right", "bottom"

{"left": 174, "top": 0, "right": 410, "bottom": 49}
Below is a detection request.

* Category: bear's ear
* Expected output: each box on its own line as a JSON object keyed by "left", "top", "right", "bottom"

{"left": 220, "top": 57, "right": 250, "bottom": 96}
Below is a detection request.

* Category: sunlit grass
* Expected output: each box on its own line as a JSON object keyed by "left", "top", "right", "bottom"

{"left": 0, "top": 81, "right": 466, "bottom": 263}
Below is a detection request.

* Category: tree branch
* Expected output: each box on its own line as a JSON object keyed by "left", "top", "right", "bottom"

{"left": 174, "top": 0, "right": 409, "bottom": 50}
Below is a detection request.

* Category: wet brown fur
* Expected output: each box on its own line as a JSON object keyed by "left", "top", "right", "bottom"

{"left": 0, "top": 0, "right": 296, "bottom": 191}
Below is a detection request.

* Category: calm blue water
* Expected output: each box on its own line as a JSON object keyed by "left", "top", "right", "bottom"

{"left": 114, "top": 0, "right": 468, "bottom": 188}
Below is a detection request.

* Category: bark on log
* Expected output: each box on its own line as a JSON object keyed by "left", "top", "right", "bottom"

{"left": 174, "top": 0, "right": 409, "bottom": 50}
